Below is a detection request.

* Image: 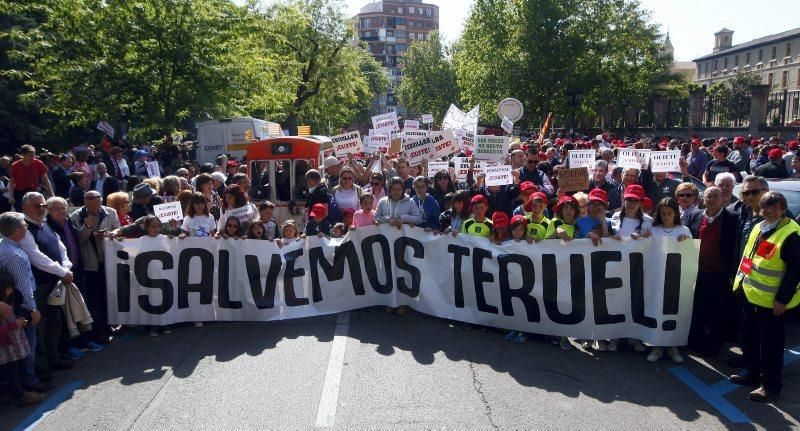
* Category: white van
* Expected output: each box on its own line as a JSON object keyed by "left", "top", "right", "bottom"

{"left": 195, "top": 117, "right": 282, "bottom": 165}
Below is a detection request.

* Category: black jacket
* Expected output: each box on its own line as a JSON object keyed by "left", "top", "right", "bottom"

{"left": 685, "top": 207, "right": 740, "bottom": 277}
{"left": 91, "top": 176, "right": 120, "bottom": 204}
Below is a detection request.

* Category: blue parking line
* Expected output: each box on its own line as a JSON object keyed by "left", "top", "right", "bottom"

{"left": 12, "top": 380, "right": 84, "bottom": 431}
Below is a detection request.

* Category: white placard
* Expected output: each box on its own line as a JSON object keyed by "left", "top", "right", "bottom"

{"left": 476, "top": 160, "right": 500, "bottom": 173}
{"left": 145, "top": 161, "right": 160, "bottom": 178}
{"left": 421, "top": 114, "right": 434, "bottom": 124}
{"left": 442, "top": 104, "right": 479, "bottom": 134}
{"left": 365, "top": 133, "right": 389, "bottom": 153}
{"left": 617, "top": 149, "right": 649, "bottom": 170}
{"left": 403, "top": 134, "right": 438, "bottom": 166}
{"left": 153, "top": 202, "right": 184, "bottom": 223}
{"left": 371, "top": 112, "right": 400, "bottom": 132}
{"left": 650, "top": 150, "right": 682, "bottom": 173}
{"left": 568, "top": 150, "right": 597, "bottom": 170}
{"left": 484, "top": 165, "right": 513, "bottom": 186}
{"left": 501, "top": 116, "right": 514, "bottom": 134}
{"left": 230, "top": 205, "right": 255, "bottom": 222}
{"left": 430, "top": 130, "right": 458, "bottom": 159}
{"left": 427, "top": 162, "right": 449, "bottom": 178}
{"left": 402, "top": 130, "right": 428, "bottom": 146}
{"left": 331, "top": 131, "right": 363, "bottom": 156}
{"left": 474, "top": 135, "right": 508, "bottom": 162}
{"left": 456, "top": 130, "right": 475, "bottom": 153}
{"left": 454, "top": 157, "right": 471, "bottom": 181}
{"left": 404, "top": 120, "right": 420, "bottom": 131}
{"left": 497, "top": 98, "right": 524, "bottom": 123}
{"left": 637, "top": 149, "right": 651, "bottom": 170}
{"left": 96, "top": 121, "right": 115, "bottom": 138}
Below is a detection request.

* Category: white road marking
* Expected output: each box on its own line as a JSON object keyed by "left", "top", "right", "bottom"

{"left": 315, "top": 312, "right": 351, "bottom": 428}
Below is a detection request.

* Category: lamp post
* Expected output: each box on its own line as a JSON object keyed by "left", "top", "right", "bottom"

{"left": 567, "top": 90, "right": 584, "bottom": 137}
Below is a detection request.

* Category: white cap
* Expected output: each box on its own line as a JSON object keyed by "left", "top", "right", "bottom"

{"left": 323, "top": 156, "right": 341, "bottom": 169}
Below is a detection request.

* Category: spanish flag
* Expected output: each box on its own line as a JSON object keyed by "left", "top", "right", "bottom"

{"left": 536, "top": 113, "right": 552, "bottom": 144}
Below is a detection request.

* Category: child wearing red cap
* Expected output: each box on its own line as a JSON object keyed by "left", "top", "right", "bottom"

{"left": 462, "top": 195, "right": 493, "bottom": 238}
{"left": 611, "top": 184, "right": 653, "bottom": 239}
{"left": 509, "top": 215, "right": 528, "bottom": 242}
{"left": 524, "top": 192, "right": 550, "bottom": 241}
{"left": 490, "top": 212, "right": 510, "bottom": 245}
{"left": 576, "top": 188, "right": 613, "bottom": 246}
{"left": 545, "top": 195, "right": 579, "bottom": 240}
{"left": 304, "top": 203, "right": 332, "bottom": 237}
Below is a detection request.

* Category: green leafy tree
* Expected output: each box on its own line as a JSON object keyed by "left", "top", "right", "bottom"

{"left": 396, "top": 30, "right": 459, "bottom": 122}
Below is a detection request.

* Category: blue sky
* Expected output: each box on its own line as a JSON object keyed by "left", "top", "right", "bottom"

{"left": 342, "top": 0, "right": 799, "bottom": 61}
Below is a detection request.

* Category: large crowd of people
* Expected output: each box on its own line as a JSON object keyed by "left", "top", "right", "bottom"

{"left": 1, "top": 131, "right": 800, "bottom": 406}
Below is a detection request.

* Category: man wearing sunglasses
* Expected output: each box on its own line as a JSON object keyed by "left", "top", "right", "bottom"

{"left": 518, "top": 146, "right": 554, "bottom": 197}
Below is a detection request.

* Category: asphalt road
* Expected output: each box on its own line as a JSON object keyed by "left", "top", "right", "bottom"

{"left": 2, "top": 309, "right": 799, "bottom": 430}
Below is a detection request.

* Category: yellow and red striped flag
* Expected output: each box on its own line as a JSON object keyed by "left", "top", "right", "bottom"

{"left": 536, "top": 113, "right": 553, "bottom": 144}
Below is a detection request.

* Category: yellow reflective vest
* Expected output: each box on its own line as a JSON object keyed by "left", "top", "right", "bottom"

{"left": 734, "top": 218, "right": 800, "bottom": 309}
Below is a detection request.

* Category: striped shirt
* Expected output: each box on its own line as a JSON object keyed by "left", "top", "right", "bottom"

{"left": 0, "top": 238, "right": 37, "bottom": 311}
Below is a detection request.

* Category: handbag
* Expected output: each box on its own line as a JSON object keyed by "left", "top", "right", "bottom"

{"left": 47, "top": 281, "right": 66, "bottom": 306}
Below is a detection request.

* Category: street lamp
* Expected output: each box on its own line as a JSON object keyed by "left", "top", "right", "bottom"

{"left": 567, "top": 90, "right": 584, "bottom": 137}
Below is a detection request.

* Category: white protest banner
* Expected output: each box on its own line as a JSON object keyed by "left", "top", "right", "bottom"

{"left": 650, "top": 150, "right": 682, "bottom": 173}
{"left": 428, "top": 161, "right": 449, "bottom": 178}
{"left": 403, "top": 134, "right": 437, "bottom": 166}
{"left": 430, "top": 129, "right": 458, "bottom": 159}
{"left": 421, "top": 114, "right": 434, "bottom": 124}
{"left": 145, "top": 161, "right": 160, "bottom": 178}
{"left": 617, "top": 149, "right": 643, "bottom": 170}
{"left": 153, "top": 202, "right": 184, "bottom": 223}
{"left": 476, "top": 160, "right": 500, "bottom": 173}
{"left": 229, "top": 205, "right": 255, "bottom": 222}
{"left": 568, "top": 150, "right": 597, "bottom": 170}
{"left": 455, "top": 130, "right": 475, "bottom": 154}
{"left": 474, "top": 135, "right": 508, "bottom": 162}
{"left": 365, "top": 130, "right": 390, "bottom": 153}
{"left": 331, "top": 131, "right": 363, "bottom": 156}
{"left": 454, "top": 157, "right": 471, "bottom": 180}
{"left": 484, "top": 165, "right": 513, "bottom": 186}
{"left": 442, "top": 104, "right": 479, "bottom": 134}
{"left": 404, "top": 120, "right": 420, "bottom": 131}
{"left": 97, "top": 121, "right": 115, "bottom": 138}
{"left": 372, "top": 112, "right": 400, "bottom": 132}
{"left": 105, "top": 226, "right": 700, "bottom": 346}
{"left": 402, "top": 130, "right": 428, "bottom": 146}
{"left": 501, "top": 116, "right": 514, "bottom": 135}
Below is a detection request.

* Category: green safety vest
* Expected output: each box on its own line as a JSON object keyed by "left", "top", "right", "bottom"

{"left": 734, "top": 218, "right": 800, "bottom": 309}
{"left": 526, "top": 215, "right": 550, "bottom": 240}
{"left": 462, "top": 218, "right": 493, "bottom": 238}
{"left": 544, "top": 218, "right": 576, "bottom": 239}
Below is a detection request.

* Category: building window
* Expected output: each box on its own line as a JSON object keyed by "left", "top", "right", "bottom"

{"left": 361, "top": 18, "right": 370, "bottom": 29}
{"left": 768, "top": 73, "right": 773, "bottom": 87}
{"left": 426, "top": 8, "right": 432, "bottom": 17}
{"left": 734, "top": 55, "right": 738, "bottom": 67}
{"left": 758, "top": 49, "right": 763, "bottom": 62}
{"left": 745, "top": 52, "right": 750, "bottom": 65}
{"left": 704, "top": 62, "right": 709, "bottom": 76}
{"left": 713, "top": 60, "right": 718, "bottom": 71}
{"left": 723, "top": 58, "right": 728, "bottom": 69}
{"left": 771, "top": 46, "right": 777, "bottom": 60}
{"left": 798, "top": 68, "right": 800, "bottom": 86}
{"left": 782, "top": 71, "right": 788, "bottom": 87}
{"left": 418, "top": 8, "right": 423, "bottom": 14}
{"left": 398, "top": 7, "right": 402, "bottom": 14}
{"left": 387, "top": 30, "right": 394, "bottom": 38}
{"left": 396, "top": 30, "right": 405, "bottom": 38}
{"left": 787, "top": 43, "right": 792, "bottom": 57}
{"left": 397, "top": 44, "right": 407, "bottom": 53}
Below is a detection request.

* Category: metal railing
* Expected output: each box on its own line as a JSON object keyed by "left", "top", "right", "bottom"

{"left": 767, "top": 90, "right": 800, "bottom": 126}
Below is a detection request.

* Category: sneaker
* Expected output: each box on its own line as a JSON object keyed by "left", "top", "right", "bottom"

{"left": 512, "top": 332, "right": 528, "bottom": 343}
{"left": 505, "top": 331, "right": 518, "bottom": 341}
{"left": 162, "top": 325, "right": 172, "bottom": 334}
{"left": 593, "top": 340, "right": 607, "bottom": 352}
{"left": 607, "top": 339, "right": 619, "bottom": 352}
{"left": 84, "top": 341, "right": 104, "bottom": 352}
{"left": 666, "top": 347, "right": 684, "bottom": 364}
{"left": 559, "top": 337, "right": 573, "bottom": 350}
{"left": 396, "top": 306, "right": 407, "bottom": 315}
{"left": 647, "top": 347, "right": 664, "bottom": 362}
{"left": 149, "top": 327, "right": 159, "bottom": 337}
{"left": 631, "top": 339, "right": 647, "bottom": 352}
{"left": 193, "top": 322, "right": 204, "bottom": 328}
{"left": 64, "top": 348, "right": 85, "bottom": 360}
{"left": 17, "top": 391, "right": 44, "bottom": 406}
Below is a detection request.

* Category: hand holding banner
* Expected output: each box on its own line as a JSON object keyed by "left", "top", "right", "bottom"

{"left": 154, "top": 202, "right": 184, "bottom": 223}
{"left": 568, "top": 150, "right": 596, "bottom": 170}
{"left": 475, "top": 135, "right": 508, "bottom": 162}
{"left": 331, "top": 131, "right": 363, "bottom": 156}
{"left": 485, "top": 165, "right": 513, "bottom": 186}
{"left": 558, "top": 167, "right": 590, "bottom": 192}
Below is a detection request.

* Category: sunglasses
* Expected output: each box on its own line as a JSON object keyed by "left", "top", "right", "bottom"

{"left": 676, "top": 193, "right": 695, "bottom": 198}
{"left": 742, "top": 189, "right": 765, "bottom": 197}
{"left": 341, "top": 177, "right": 353, "bottom": 181}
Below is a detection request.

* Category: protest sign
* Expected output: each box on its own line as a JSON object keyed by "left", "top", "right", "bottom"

{"left": 372, "top": 112, "right": 399, "bottom": 132}
{"left": 404, "top": 120, "right": 420, "bottom": 131}
{"left": 474, "top": 135, "right": 508, "bottom": 162}
{"left": 331, "top": 131, "right": 363, "bottom": 156}
{"left": 421, "top": 114, "right": 434, "bottom": 124}
{"left": 484, "top": 165, "right": 513, "bottom": 186}
{"left": 403, "top": 134, "right": 437, "bottom": 166}
{"left": 476, "top": 160, "right": 500, "bottom": 173}
{"left": 146, "top": 161, "right": 160, "bottom": 178}
{"left": 106, "top": 225, "right": 700, "bottom": 346}
{"left": 650, "top": 150, "right": 681, "bottom": 173}
{"left": 96, "top": 121, "right": 115, "bottom": 138}
{"left": 402, "top": 130, "right": 428, "bottom": 146}
{"left": 497, "top": 98, "right": 524, "bottom": 123}
{"left": 454, "top": 157, "right": 471, "bottom": 180}
{"left": 456, "top": 130, "right": 475, "bottom": 154}
{"left": 230, "top": 205, "right": 255, "bottom": 222}
{"left": 568, "top": 150, "right": 597, "bottom": 170}
{"left": 442, "top": 104, "right": 479, "bottom": 134}
{"left": 430, "top": 130, "right": 458, "bottom": 159}
{"left": 501, "top": 116, "right": 514, "bottom": 134}
{"left": 558, "top": 167, "right": 590, "bottom": 193}
{"left": 617, "top": 149, "right": 650, "bottom": 170}
{"left": 428, "top": 161, "right": 449, "bottom": 178}
{"left": 636, "top": 149, "right": 651, "bottom": 170}
{"left": 153, "top": 202, "right": 183, "bottom": 223}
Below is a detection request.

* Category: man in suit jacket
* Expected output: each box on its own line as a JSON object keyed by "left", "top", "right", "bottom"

{"left": 685, "top": 186, "right": 740, "bottom": 357}
{"left": 91, "top": 163, "right": 119, "bottom": 204}
{"left": 52, "top": 155, "right": 73, "bottom": 199}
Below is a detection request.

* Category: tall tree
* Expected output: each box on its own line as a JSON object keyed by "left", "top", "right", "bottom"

{"left": 396, "top": 31, "right": 459, "bottom": 122}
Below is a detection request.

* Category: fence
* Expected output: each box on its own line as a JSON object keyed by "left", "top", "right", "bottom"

{"left": 701, "top": 92, "right": 750, "bottom": 128}
{"left": 767, "top": 90, "right": 800, "bottom": 126}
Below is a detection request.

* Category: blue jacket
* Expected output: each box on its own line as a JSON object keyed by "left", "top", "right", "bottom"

{"left": 411, "top": 194, "right": 441, "bottom": 230}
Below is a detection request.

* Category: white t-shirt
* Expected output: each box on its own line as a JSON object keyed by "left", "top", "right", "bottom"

{"left": 182, "top": 214, "right": 216, "bottom": 237}
{"left": 334, "top": 188, "right": 359, "bottom": 211}
{"left": 651, "top": 225, "right": 692, "bottom": 239}
{"left": 611, "top": 212, "right": 654, "bottom": 236}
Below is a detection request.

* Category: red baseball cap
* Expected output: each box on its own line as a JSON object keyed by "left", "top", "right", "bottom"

{"left": 553, "top": 195, "right": 579, "bottom": 214}
{"left": 470, "top": 194, "right": 488, "bottom": 206}
{"left": 342, "top": 208, "right": 356, "bottom": 216}
{"left": 492, "top": 212, "right": 509, "bottom": 229}
{"left": 733, "top": 136, "right": 745, "bottom": 144}
{"left": 510, "top": 214, "right": 527, "bottom": 227}
{"left": 768, "top": 148, "right": 784, "bottom": 159}
{"left": 642, "top": 196, "right": 653, "bottom": 211}
{"left": 588, "top": 188, "right": 608, "bottom": 204}
{"left": 623, "top": 184, "right": 645, "bottom": 201}
{"left": 519, "top": 181, "right": 536, "bottom": 194}
{"left": 788, "top": 141, "right": 799, "bottom": 150}
{"left": 310, "top": 203, "right": 327, "bottom": 218}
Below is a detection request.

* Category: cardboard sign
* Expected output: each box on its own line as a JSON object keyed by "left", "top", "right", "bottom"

{"left": 402, "top": 130, "right": 429, "bottom": 146}
{"left": 454, "top": 157, "right": 471, "bottom": 181}
{"left": 331, "top": 131, "right": 363, "bottom": 156}
{"left": 617, "top": 149, "right": 650, "bottom": 170}
{"left": 501, "top": 116, "right": 514, "bottom": 134}
{"left": 485, "top": 165, "right": 513, "bottom": 186}
{"left": 153, "top": 202, "right": 184, "bottom": 223}
{"left": 371, "top": 112, "right": 400, "bottom": 132}
{"left": 650, "top": 150, "right": 681, "bottom": 173}
{"left": 96, "top": 121, "right": 115, "bottom": 138}
{"left": 430, "top": 130, "right": 458, "bottom": 159}
{"left": 145, "top": 161, "right": 160, "bottom": 178}
{"left": 230, "top": 205, "right": 255, "bottom": 222}
{"left": 428, "top": 161, "right": 449, "bottom": 178}
{"left": 568, "top": 150, "right": 597, "bottom": 170}
{"left": 455, "top": 130, "right": 475, "bottom": 153}
{"left": 404, "top": 120, "right": 420, "bottom": 131}
{"left": 364, "top": 132, "right": 389, "bottom": 153}
{"left": 558, "top": 167, "right": 590, "bottom": 193}
{"left": 474, "top": 135, "right": 508, "bottom": 162}
{"left": 403, "top": 135, "right": 438, "bottom": 166}
{"left": 421, "top": 114, "right": 434, "bottom": 124}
